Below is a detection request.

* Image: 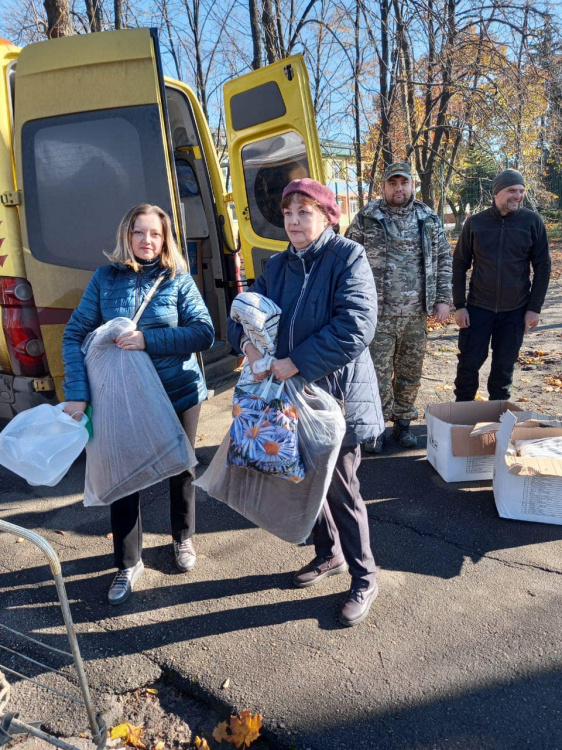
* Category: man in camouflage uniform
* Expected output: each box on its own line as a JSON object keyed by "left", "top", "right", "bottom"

{"left": 346, "top": 162, "right": 452, "bottom": 452}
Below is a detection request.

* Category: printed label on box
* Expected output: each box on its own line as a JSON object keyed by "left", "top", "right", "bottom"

{"left": 465, "top": 455, "right": 495, "bottom": 474}
{"left": 522, "top": 477, "right": 562, "bottom": 517}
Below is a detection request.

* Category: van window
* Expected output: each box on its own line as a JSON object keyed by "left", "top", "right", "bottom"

{"left": 241, "top": 131, "right": 309, "bottom": 242}
{"left": 22, "top": 105, "right": 173, "bottom": 271}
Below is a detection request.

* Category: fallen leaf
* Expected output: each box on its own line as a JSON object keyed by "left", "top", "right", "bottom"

{"left": 56, "top": 530, "right": 66, "bottom": 535}
{"left": 221, "top": 678, "right": 230, "bottom": 689}
{"left": 229, "top": 710, "right": 263, "bottom": 748}
{"left": 213, "top": 722, "right": 230, "bottom": 744}
{"left": 474, "top": 393, "right": 486, "bottom": 401}
{"left": 193, "top": 738, "right": 210, "bottom": 750}
{"left": 110, "top": 723, "right": 145, "bottom": 749}
{"left": 145, "top": 688, "right": 158, "bottom": 695}
{"left": 517, "top": 397, "right": 530, "bottom": 402}
{"left": 79, "top": 733, "right": 88, "bottom": 739}
{"left": 106, "top": 533, "right": 113, "bottom": 539}
{"left": 15, "top": 537, "right": 24, "bottom": 543}
{"left": 153, "top": 742, "right": 165, "bottom": 750}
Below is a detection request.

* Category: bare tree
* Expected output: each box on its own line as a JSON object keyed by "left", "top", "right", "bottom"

{"left": 43, "top": 0, "right": 72, "bottom": 37}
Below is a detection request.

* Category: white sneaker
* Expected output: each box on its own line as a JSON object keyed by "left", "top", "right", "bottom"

{"left": 107, "top": 560, "right": 144, "bottom": 605}
{"left": 173, "top": 538, "right": 196, "bottom": 572}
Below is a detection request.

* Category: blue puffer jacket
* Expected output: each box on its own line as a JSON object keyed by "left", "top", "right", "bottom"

{"left": 228, "top": 229, "right": 384, "bottom": 446}
{"left": 62, "top": 260, "right": 214, "bottom": 412}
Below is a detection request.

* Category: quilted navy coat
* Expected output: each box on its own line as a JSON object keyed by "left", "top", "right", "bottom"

{"left": 62, "top": 260, "right": 214, "bottom": 412}
{"left": 228, "top": 229, "right": 384, "bottom": 446}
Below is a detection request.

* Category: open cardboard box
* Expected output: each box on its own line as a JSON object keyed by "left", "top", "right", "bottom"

{"left": 426, "top": 400, "right": 529, "bottom": 483}
{"left": 493, "top": 410, "right": 562, "bottom": 525}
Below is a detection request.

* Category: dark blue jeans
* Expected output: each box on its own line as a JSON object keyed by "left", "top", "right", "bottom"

{"left": 454, "top": 305, "right": 526, "bottom": 402}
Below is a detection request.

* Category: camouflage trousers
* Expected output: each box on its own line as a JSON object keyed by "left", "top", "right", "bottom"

{"left": 369, "top": 315, "right": 427, "bottom": 422}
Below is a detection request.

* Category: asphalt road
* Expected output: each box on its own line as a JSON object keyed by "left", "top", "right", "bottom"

{"left": 1, "top": 385, "right": 562, "bottom": 750}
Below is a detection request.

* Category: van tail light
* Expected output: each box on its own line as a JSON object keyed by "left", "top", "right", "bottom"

{"left": 0, "top": 277, "right": 48, "bottom": 377}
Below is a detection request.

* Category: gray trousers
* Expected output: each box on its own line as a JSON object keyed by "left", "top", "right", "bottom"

{"left": 111, "top": 403, "right": 201, "bottom": 569}
{"left": 312, "top": 445, "right": 376, "bottom": 590}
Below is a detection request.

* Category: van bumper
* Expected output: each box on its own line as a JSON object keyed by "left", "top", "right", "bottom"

{"left": 0, "top": 373, "right": 58, "bottom": 423}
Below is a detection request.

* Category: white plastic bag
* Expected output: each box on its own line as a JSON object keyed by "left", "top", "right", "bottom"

{"left": 0, "top": 403, "right": 89, "bottom": 486}
{"left": 82, "top": 317, "right": 196, "bottom": 506}
{"left": 195, "top": 376, "right": 345, "bottom": 543}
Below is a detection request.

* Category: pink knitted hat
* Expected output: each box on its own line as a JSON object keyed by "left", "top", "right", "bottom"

{"left": 282, "top": 178, "right": 341, "bottom": 226}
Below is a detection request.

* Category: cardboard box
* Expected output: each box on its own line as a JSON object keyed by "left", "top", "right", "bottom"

{"left": 493, "top": 410, "right": 562, "bottom": 525}
{"left": 426, "top": 401, "right": 524, "bottom": 482}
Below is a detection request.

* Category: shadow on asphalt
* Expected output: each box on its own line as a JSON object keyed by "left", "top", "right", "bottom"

{"left": 359, "top": 425, "right": 562, "bottom": 579}
{"left": 299, "top": 666, "right": 562, "bottom": 749}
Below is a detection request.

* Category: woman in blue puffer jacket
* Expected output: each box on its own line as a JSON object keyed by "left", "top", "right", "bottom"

{"left": 228, "top": 179, "right": 384, "bottom": 627}
{"left": 62, "top": 204, "right": 214, "bottom": 605}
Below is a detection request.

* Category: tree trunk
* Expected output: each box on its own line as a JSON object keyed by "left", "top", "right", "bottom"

{"left": 262, "top": 0, "right": 279, "bottom": 64}
{"left": 85, "top": 0, "right": 103, "bottom": 32}
{"left": 114, "top": 0, "right": 122, "bottom": 29}
{"left": 44, "top": 0, "right": 72, "bottom": 37}
{"left": 249, "top": 0, "right": 263, "bottom": 69}
{"left": 353, "top": 1, "right": 364, "bottom": 207}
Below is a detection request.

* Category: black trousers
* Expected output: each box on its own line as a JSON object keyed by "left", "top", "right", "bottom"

{"left": 110, "top": 403, "right": 201, "bottom": 570}
{"left": 312, "top": 445, "right": 376, "bottom": 590}
{"left": 454, "top": 305, "right": 526, "bottom": 402}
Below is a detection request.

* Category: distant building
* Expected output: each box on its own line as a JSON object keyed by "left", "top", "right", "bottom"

{"left": 322, "top": 140, "right": 361, "bottom": 230}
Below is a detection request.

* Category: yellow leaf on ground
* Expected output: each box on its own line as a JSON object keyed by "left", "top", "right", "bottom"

{"left": 517, "top": 397, "right": 530, "bottom": 402}
{"left": 212, "top": 721, "right": 230, "bottom": 744}
{"left": 474, "top": 393, "right": 486, "bottom": 401}
{"left": 153, "top": 742, "right": 165, "bottom": 750}
{"left": 193, "top": 738, "right": 210, "bottom": 750}
{"left": 56, "top": 530, "right": 66, "bottom": 535}
{"left": 229, "top": 710, "right": 263, "bottom": 748}
{"left": 110, "top": 723, "right": 146, "bottom": 749}
{"left": 145, "top": 688, "right": 158, "bottom": 695}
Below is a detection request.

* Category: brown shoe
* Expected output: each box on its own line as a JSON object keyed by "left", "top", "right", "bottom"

{"left": 293, "top": 555, "right": 347, "bottom": 588}
{"left": 338, "top": 582, "right": 379, "bottom": 627}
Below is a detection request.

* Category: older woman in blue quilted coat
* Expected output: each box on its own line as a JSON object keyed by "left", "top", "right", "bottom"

{"left": 62, "top": 204, "right": 214, "bottom": 605}
{"left": 228, "top": 179, "right": 384, "bottom": 627}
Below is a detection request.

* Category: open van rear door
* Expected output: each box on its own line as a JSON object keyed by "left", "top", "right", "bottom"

{"left": 224, "top": 55, "right": 324, "bottom": 282}
{"left": 13, "top": 28, "right": 182, "bottom": 394}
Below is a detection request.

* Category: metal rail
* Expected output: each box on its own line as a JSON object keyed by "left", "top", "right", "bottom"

{"left": 0, "top": 519, "right": 106, "bottom": 750}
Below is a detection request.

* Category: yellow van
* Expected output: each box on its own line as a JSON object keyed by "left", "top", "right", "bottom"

{"left": 0, "top": 28, "right": 324, "bottom": 420}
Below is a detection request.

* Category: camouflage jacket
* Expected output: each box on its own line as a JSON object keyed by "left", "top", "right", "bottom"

{"left": 346, "top": 199, "right": 452, "bottom": 314}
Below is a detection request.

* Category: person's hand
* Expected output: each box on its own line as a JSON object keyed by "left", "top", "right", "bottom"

{"left": 431, "top": 303, "right": 450, "bottom": 323}
{"left": 63, "top": 401, "right": 88, "bottom": 421}
{"left": 115, "top": 330, "right": 145, "bottom": 350}
{"left": 524, "top": 310, "right": 540, "bottom": 334}
{"left": 245, "top": 343, "right": 269, "bottom": 382}
{"left": 271, "top": 357, "right": 299, "bottom": 381}
{"left": 455, "top": 308, "right": 470, "bottom": 328}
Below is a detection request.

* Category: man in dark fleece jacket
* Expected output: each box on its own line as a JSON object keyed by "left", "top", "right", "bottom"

{"left": 453, "top": 169, "right": 551, "bottom": 401}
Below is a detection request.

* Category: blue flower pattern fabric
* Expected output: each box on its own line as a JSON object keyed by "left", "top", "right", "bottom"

{"left": 228, "top": 379, "right": 306, "bottom": 483}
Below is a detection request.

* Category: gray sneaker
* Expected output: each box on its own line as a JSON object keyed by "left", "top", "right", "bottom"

{"left": 173, "top": 538, "right": 196, "bottom": 572}
{"left": 107, "top": 560, "right": 144, "bottom": 606}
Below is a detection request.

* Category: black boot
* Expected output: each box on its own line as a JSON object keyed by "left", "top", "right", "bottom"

{"left": 392, "top": 419, "right": 417, "bottom": 448}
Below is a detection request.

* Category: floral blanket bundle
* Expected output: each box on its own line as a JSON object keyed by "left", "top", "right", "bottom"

{"left": 227, "top": 376, "right": 306, "bottom": 483}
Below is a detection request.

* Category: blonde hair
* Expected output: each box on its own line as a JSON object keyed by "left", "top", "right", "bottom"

{"left": 105, "top": 204, "right": 187, "bottom": 279}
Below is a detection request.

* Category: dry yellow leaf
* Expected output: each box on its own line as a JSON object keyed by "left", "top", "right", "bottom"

{"left": 153, "top": 742, "right": 165, "bottom": 750}
{"left": 107, "top": 533, "right": 114, "bottom": 539}
{"left": 229, "top": 710, "right": 263, "bottom": 748}
{"left": 110, "top": 723, "right": 145, "bottom": 749}
{"left": 56, "top": 530, "right": 66, "bottom": 535}
{"left": 474, "top": 393, "right": 486, "bottom": 401}
{"left": 193, "top": 738, "right": 210, "bottom": 750}
{"left": 213, "top": 722, "right": 230, "bottom": 744}
{"left": 145, "top": 688, "right": 158, "bottom": 695}
{"left": 517, "top": 397, "right": 530, "bottom": 402}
